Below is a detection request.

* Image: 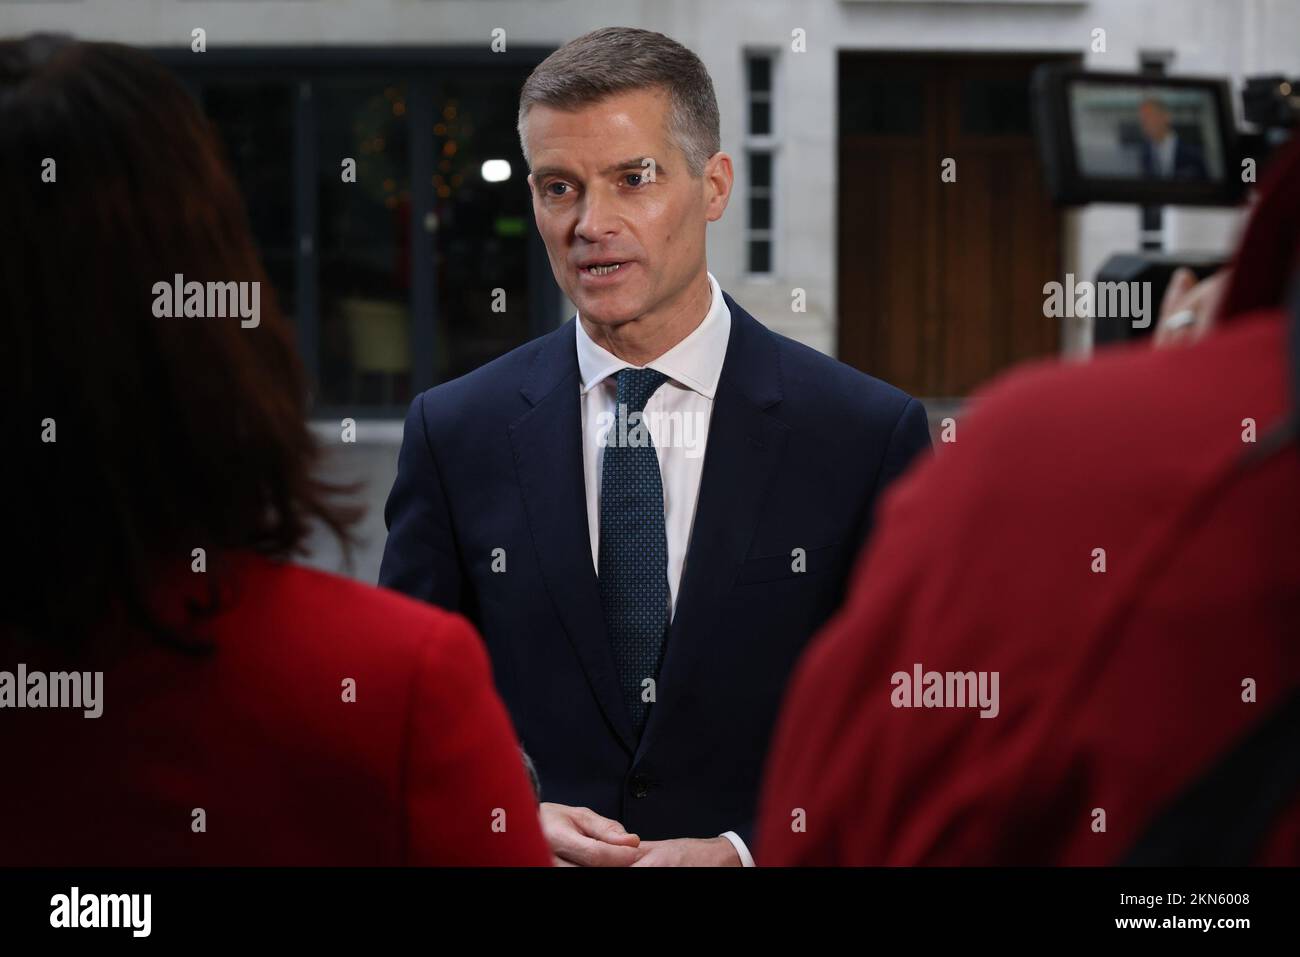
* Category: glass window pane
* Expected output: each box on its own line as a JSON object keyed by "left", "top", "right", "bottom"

{"left": 839, "top": 59, "right": 924, "bottom": 136}
{"left": 428, "top": 67, "right": 536, "bottom": 383}
{"left": 179, "top": 57, "right": 553, "bottom": 407}
{"left": 748, "top": 239, "right": 771, "bottom": 274}
{"left": 749, "top": 151, "right": 771, "bottom": 189}
{"left": 960, "top": 77, "right": 1032, "bottom": 135}
{"left": 317, "top": 80, "right": 412, "bottom": 408}
{"left": 749, "top": 195, "right": 771, "bottom": 231}
{"left": 747, "top": 56, "right": 771, "bottom": 94}
{"left": 201, "top": 81, "right": 296, "bottom": 320}
{"left": 749, "top": 99, "right": 771, "bottom": 137}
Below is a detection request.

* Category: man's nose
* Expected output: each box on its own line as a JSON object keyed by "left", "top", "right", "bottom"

{"left": 575, "top": 185, "right": 621, "bottom": 240}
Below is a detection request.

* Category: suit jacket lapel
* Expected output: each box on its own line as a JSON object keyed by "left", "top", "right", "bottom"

{"left": 636, "top": 295, "right": 790, "bottom": 759}
{"left": 509, "top": 320, "right": 638, "bottom": 754}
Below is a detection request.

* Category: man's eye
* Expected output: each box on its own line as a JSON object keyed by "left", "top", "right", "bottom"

{"left": 624, "top": 173, "right": 647, "bottom": 188}
{"left": 546, "top": 182, "right": 570, "bottom": 197}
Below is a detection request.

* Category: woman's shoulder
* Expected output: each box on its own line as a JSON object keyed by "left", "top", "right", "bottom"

{"left": 209, "top": 552, "right": 481, "bottom": 671}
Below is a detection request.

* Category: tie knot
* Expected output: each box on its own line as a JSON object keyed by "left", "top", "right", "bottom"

{"left": 615, "top": 367, "right": 668, "bottom": 413}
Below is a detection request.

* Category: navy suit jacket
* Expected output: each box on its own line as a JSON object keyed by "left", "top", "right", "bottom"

{"left": 1140, "top": 136, "right": 1208, "bottom": 180}
{"left": 379, "top": 290, "right": 930, "bottom": 846}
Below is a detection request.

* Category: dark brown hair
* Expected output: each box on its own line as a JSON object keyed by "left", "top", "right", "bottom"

{"left": 517, "top": 26, "right": 721, "bottom": 177}
{"left": 1, "top": 35, "right": 359, "bottom": 644}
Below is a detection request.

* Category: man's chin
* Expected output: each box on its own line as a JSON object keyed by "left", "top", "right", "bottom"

{"left": 572, "top": 294, "right": 644, "bottom": 327}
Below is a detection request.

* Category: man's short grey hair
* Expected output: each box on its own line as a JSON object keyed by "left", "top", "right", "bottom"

{"left": 517, "top": 26, "right": 721, "bottom": 178}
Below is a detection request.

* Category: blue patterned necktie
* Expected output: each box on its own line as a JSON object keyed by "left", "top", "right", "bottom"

{"left": 598, "top": 367, "right": 670, "bottom": 737}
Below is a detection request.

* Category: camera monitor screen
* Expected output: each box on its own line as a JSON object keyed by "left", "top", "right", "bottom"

{"left": 1033, "top": 67, "right": 1242, "bottom": 206}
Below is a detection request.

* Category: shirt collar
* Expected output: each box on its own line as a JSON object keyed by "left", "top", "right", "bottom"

{"left": 575, "top": 271, "right": 731, "bottom": 399}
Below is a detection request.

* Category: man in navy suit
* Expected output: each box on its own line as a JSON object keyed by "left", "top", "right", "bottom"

{"left": 1137, "top": 96, "right": 1209, "bottom": 180}
{"left": 379, "top": 27, "right": 930, "bottom": 866}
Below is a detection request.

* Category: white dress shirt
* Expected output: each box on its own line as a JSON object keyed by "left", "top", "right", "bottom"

{"left": 575, "top": 270, "right": 754, "bottom": 867}
{"left": 1155, "top": 132, "right": 1178, "bottom": 177}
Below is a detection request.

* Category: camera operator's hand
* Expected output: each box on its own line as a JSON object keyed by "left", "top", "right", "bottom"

{"left": 1153, "top": 267, "right": 1229, "bottom": 348}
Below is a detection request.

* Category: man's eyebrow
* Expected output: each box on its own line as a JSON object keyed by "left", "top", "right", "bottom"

{"left": 531, "top": 156, "right": 665, "bottom": 180}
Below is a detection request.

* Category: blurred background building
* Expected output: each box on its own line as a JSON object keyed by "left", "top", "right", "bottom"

{"left": 7, "top": 0, "right": 1298, "bottom": 580}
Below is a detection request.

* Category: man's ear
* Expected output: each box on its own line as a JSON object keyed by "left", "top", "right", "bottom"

{"left": 704, "top": 151, "right": 734, "bottom": 222}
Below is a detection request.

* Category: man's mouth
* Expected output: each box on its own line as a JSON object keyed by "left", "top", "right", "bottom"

{"left": 581, "top": 261, "right": 626, "bottom": 276}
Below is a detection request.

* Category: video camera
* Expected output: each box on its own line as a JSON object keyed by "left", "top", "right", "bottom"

{"left": 1033, "top": 65, "right": 1300, "bottom": 207}
{"left": 1031, "top": 66, "right": 1300, "bottom": 342}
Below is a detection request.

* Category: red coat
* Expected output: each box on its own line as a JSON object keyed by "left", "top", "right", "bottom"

{"left": 0, "top": 553, "right": 551, "bottom": 865}
{"left": 757, "top": 308, "right": 1300, "bottom": 865}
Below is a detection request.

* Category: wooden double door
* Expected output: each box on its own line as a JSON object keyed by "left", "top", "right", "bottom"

{"left": 837, "top": 53, "right": 1076, "bottom": 397}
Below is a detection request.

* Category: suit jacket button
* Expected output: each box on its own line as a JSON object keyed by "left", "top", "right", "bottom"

{"left": 629, "top": 773, "right": 651, "bottom": 799}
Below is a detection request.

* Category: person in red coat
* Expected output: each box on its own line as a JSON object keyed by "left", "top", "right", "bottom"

{"left": 0, "top": 35, "right": 550, "bottom": 866}
{"left": 757, "top": 136, "right": 1300, "bottom": 867}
